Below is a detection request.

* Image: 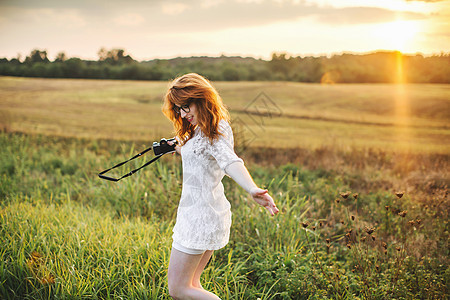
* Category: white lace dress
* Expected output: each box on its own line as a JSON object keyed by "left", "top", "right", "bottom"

{"left": 172, "top": 120, "right": 243, "bottom": 250}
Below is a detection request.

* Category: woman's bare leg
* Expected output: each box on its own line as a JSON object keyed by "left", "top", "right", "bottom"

{"left": 168, "top": 247, "right": 220, "bottom": 300}
{"left": 192, "top": 250, "right": 214, "bottom": 289}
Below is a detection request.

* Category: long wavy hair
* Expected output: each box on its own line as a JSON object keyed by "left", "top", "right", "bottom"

{"left": 162, "top": 73, "right": 230, "bottom": 145}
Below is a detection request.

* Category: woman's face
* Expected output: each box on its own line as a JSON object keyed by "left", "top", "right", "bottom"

{"left": 176, "top": 102, "right": 198, "bottom": 126}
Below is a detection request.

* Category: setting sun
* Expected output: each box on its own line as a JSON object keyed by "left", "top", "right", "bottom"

{"left": 374, "top": 20, "right": 420, "bottom": 52}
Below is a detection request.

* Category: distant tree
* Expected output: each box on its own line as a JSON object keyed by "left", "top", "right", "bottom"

{"left": 269, "top": 53, "right": 290, "bottom": 73}
{"left": 1, "top": 49, "right": 449, "bottom": 82}
{"left": 297, "top": 56, "right": 324, "bottom": 82}
{"left": 146, "top": 65, "right": 164, "bottom": 80}
{"left": 98, "top": 48, "right": 134, "bottom": 65}
{"left": 54, "top": 52, "right": 67, "bottom": 62}
{"left": 46, "top": 63, "right": 64, "bottom": 78}
{"left": 9, "top": 58, "right": 21, "bottom": 65}
{"left": 0, "top": 58, "right": 13, "bottom": 76}
{"left": 222, "top": 65, "right": 240, "bottom": 81}
{"left": 63, "top": 58, "right": 85, "bottom": 78}
{"left": 24, "top": 49, "right": 50, "bottom": 64}
{"left": 97, "top": 48, "right": 108, "bottom": 61}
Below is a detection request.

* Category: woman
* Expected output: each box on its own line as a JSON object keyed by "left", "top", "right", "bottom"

{"left": 162, "top": 73, "right": 279, "bottom": 300}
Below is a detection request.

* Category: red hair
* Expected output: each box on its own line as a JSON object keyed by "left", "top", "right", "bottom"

{"left": 162, "top": 73, "right": 230, "bottom": 145}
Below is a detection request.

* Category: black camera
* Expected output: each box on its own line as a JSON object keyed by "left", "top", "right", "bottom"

{"left": 153, "top": 138, "right": 177, "bottom": 156}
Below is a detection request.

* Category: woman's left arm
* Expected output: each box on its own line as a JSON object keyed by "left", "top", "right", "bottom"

{"left": 167, "top": 138, "right": 181, "bottom": 155}
{"left": 225, "top": 161, "right": 279, "bottom": 216}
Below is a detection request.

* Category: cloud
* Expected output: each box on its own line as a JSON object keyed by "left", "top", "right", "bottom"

{"left": 406, "top": 0, "right": 445, "bottom": 2}
{"left": 0, "top": 0, "right": 431, "bottom": 33}
{"left": 114, "top": 13, "right": 146, "bottom": 26}
{"left": 315, "top": 6, "right": 426, "bottom": 25}
{"left": 0, "top": 7, "right": 87, "bottom": 28}
{"left": 159, "top": 1, "right": 318, "bottom": 31}
{"left": 135, "top": 1, "right": 429, "bottom": 33}
{"left": 161, "top": 2, "right": 190, "bottom": 15}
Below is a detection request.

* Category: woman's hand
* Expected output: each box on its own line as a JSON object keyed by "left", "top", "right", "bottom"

{"left": 167, "top": 139, "right": 181, "bottom": 155}
{"left": 250, "top": 187, "right": 279, "bottom": 216}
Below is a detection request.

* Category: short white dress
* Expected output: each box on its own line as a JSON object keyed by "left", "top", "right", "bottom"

{"left": 172, "top": 120, "right": 243, "bottom": 250}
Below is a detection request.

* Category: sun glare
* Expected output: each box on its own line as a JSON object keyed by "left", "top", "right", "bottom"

{"left": 373, "top": 20, "right": 420, "bottom": 52}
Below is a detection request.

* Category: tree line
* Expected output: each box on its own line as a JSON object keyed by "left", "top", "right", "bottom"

{"left": 0, "top": 48, "right": 448, "bottom": 83}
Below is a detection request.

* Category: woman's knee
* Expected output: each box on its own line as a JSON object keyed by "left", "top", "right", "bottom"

{"left": 168, "top": 283, "right": 189, "bottom": 299}
{"left": 168, "top": 275, "right": 186, "bottom": 299}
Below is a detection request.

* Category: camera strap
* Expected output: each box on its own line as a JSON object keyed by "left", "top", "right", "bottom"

{"left": 98, "top": 146, "right": 163, "bottom": 182}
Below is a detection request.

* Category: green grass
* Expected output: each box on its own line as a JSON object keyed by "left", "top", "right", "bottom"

{"left": 0, "top": 77, "right": 449, "bottom": 299}
{"left": 1, "top": 133, "right": 448, "bottom": 299}
{"left": 1, "top": 201, "right": 171, "bottom": 299}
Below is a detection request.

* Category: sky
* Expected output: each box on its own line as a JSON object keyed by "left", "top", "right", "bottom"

{"left": 0, "top": 0, "right": 449, "bottom": 61}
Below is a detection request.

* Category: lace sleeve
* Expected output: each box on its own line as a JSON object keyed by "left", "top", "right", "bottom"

{"left": 208, "top": 121, "right": 243, "bottom": 172}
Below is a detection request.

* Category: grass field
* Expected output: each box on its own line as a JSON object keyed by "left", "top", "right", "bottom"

{"left": 0, "top": 76, "right": 449, "bottom": 153}
{"left": 0, "top": 76, "right": 449, "bottom": 299}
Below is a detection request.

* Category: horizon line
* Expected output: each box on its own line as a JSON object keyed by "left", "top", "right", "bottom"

{"left": 2, "top": 48, "right": 449, "bottom": 62}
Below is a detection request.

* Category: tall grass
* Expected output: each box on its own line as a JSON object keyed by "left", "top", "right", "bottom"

{"left": 1, "top": 132, "right": 448, "bottom": 299}
{"left": 1, "top": 201, "right": 171, "bottom": 299}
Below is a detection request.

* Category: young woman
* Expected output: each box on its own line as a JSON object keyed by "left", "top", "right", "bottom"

{"left": 162, "top": 73, "right": 279, "bottom": 300}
